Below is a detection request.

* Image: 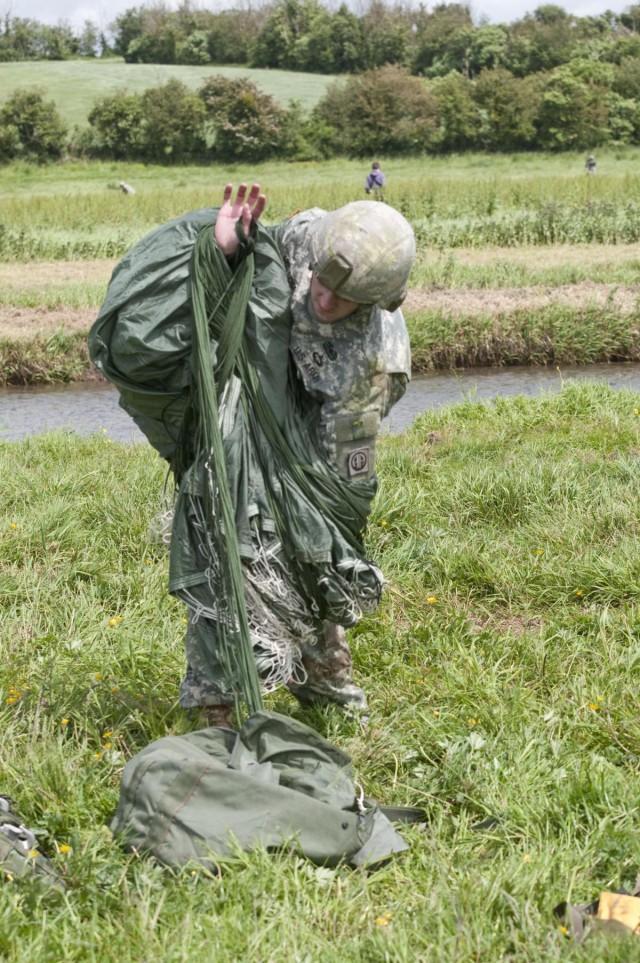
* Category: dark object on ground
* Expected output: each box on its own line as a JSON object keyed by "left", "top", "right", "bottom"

{"left": 0, "top": 796, "right": 65, "bottom": 888}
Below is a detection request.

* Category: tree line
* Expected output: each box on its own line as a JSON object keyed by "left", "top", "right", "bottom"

{"left": 3, "top": 54, "right": 640, "bottom": 165}
{"left": 2, "top": 1, "right": 640, "bottom": 80}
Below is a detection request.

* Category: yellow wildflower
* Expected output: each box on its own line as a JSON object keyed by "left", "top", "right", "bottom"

{"left": 95, "top": 673, "right": 102, "bottom": 680}
{"left": 558, "top": 925, "right": 569, "bottom": 936}
{"left": 432, "top": 710, "right": 440, "bottom": 718}
{"left": 5, "top": 697, "right": 17, "bottom": 705}
{"left": 111, "top": 686, "right": 119, "bottom": 693}
{"left": 102, "top": 730, "right": 112, "bottom": 738}
{"left": 61, "top": 718, "right": 69, "bottom": 726}
{"left": 380, "top": 520, "right": 388, "bottom": 527}
{"left": 634, "top": 408, "right": 639, "bottom": 416}
{"left": 575, "top": 590, "right": 583, "bottom": 597}
{"left": 523, "top": 853, "right": 531, "bottom": 864}
{"left": 588, "top": 703, "right": 600, "bottom": 711}
{"left": 426, "top": 596, "right": 437, "bottom": 604}
{"left": 94, "top": 752, "right": 103, "bottom": 759}
{"left": 536, "top": 549, "right": 544, "bottom": 556}
{"left": 28, "top": 850, "right": 39, "bottom": 859}
{"left": 9, "top": 523, "right": 17, "bottom": 530}
{"left": 58, "top": 844, "right": 71, "bottom": 854}
{"left": 374, "top": 912, "right": 393, "bottom": 926}
{"left": 103, "top": 742, "right": 112, "bottom": 750}
{"left": 468, "top": 718, "right": 478, "bottom": 727}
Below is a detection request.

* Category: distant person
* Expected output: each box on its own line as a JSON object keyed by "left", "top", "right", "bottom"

{"left": 585, "top": 154, "right": 596, "bottom": 175}
{"left": 365, "top": 162, "right": 386, "bottom": 201}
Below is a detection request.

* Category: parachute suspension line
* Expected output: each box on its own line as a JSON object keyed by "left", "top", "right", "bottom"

{"left": 189, "top": 227, "right": 263, "bottom": 716}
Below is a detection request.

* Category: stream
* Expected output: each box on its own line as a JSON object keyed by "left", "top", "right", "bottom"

{"left": 2, "top": 362, "right": 640, "bottom": 443}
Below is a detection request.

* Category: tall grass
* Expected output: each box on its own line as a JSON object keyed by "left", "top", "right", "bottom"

{"left": 406, "top": 299, "right": 640, "bottom": 370}
{"left": 411, "top": 246, "right": 640, "bottom": 289}
{"left": 3, "top": 159, "right": 640, "bottom": 260}
{"left": 0, "top": 330, "right": 90, "bottom": 385}
{"left": 2, "top": 382, "right": 640, "bottom": 960}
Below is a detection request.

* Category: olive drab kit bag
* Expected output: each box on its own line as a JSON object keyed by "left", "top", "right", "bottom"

{"left": 110, "top": 711, "right": 424, "bottom": 870}
{"left": 90, "top": 210, "right": 423, "bottom": 869}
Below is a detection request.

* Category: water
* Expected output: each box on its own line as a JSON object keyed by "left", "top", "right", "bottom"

{"left": 2, "top": 362, "right": 640, "bottom": 443}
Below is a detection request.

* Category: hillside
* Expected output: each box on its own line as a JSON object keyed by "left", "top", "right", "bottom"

{"left": 0, "top": 59, "right": 335, "bottom": 128}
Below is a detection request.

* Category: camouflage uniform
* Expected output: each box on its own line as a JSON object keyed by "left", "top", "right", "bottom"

{"left": 180, "top": 205, "right": 412, "bottom": 713}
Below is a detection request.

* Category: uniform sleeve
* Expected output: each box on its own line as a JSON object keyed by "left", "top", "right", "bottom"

{"left": 381, "top": 372, "right": 408, "bottom": 419}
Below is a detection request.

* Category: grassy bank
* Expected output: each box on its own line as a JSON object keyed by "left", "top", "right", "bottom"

{"left": 2, "top": 381, "right": 640, "bottom": 960}
{"left": 2, "top": 298, "right": 640, "bottom": 385}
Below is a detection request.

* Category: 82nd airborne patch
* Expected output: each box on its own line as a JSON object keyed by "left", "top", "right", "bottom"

{"left": 347, "top": 447, "right": 370, "bottom": 477}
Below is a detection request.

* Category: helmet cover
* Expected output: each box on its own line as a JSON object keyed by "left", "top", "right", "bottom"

{"left": 308, "top": 201, "right": 415, "bottom": 310}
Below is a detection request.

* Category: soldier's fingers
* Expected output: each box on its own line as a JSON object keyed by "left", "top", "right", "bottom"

{"left": 222, "top": 183, "right": 233, "bottom": 204}
{"left": 240, "top": 203, "right": 253, "bottom": 234}
{"left": 252, "top": 194, "right": 266, "bottom": 221}
{"left": 235, "top": 183, "right": 248, "bottom": 206}
{"left": 247, "top": 183, "right": 261, "bottom": 205}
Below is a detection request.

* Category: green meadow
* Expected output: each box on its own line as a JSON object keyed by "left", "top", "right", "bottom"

{"left": 3, "top": 382, "right": 640, "bottom": 960}
{"left": 0, "top": 59, "right": 334, "bottom": 127}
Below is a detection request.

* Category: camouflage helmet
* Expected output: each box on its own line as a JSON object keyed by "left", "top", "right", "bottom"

{"left": 308, "top": 201, "right": 415, "bottom": 311}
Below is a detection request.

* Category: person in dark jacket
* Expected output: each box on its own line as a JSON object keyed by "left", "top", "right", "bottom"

{"left": 365, "top": 162, "right": 386, "bottom": 200}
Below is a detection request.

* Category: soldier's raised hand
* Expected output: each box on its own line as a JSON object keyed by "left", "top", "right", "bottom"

{"left": 214, "top": 182, "right": 266, "bottom": 256}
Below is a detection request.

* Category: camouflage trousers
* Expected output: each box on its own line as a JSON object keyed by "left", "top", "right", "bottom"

{"left": 179, "top": 613, "right": 368, "bottom": 712}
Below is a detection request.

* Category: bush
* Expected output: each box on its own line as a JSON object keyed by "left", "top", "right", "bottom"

{"left": 199, "top": 75, "right": 286, "bottom": 161}
{"left": 0, "top": 87, "right": 67, "bottom": 162}
{"left": 313, "top": 65, "right": 438, "bottom": 156}
{"left": 141, "top": 79, "right": 207, "bottom": 163}
{"left": 0, "top": 124, "right": 21, "bottom": 163}
{"left": 87, "top": 90, "right": 145, "bottom": 160}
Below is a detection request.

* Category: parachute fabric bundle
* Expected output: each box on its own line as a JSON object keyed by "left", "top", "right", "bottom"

{"left": 89, "top": 209, "right": 385, "bottom": 710}
{"left": 178, "top": 223, "right": 384, "bottom": 706}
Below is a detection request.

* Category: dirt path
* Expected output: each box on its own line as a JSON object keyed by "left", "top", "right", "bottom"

{"left": 3, "top": 282, "right": 638, "bottom": 340}
{"left": 1, "top": 255, "right": 638, "bottom": 340}
{"left": 407, "top": 282, "right": 639, "bottom": 316}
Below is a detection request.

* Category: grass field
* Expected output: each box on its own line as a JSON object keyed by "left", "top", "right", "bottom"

{"left": 3, "top": 382, "right": 640, "bottom": 960}
{"left": 0, "top": 59, "right": 334, "bottom": 128}
{"left": 2, "top": 150, "right": 640, "bottom": 382}
{"left": 2, "top": 89, "right": 640, "bottom": 958}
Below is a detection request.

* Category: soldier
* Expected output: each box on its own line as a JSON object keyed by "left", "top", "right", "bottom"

{"left": 181, "top": 183, "right": 415, "bottom": 727}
